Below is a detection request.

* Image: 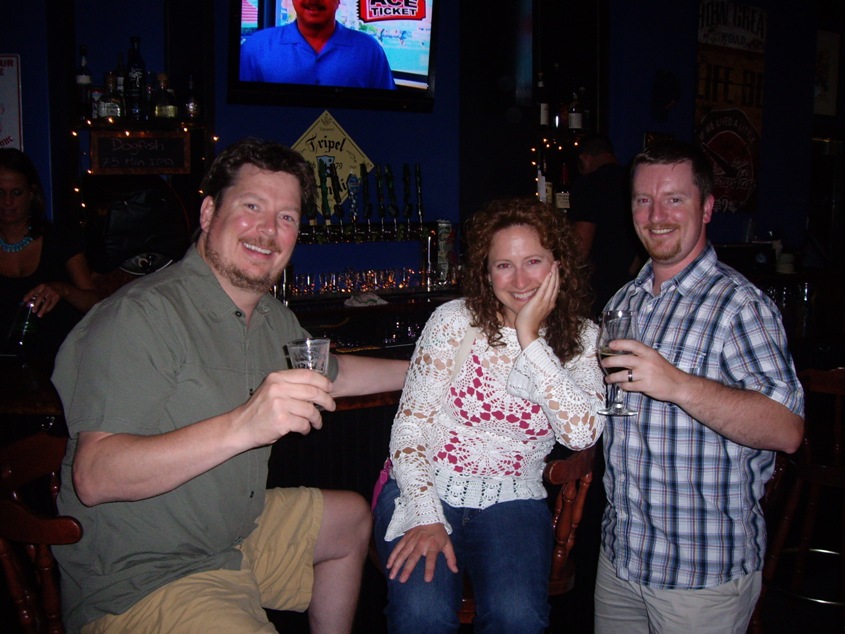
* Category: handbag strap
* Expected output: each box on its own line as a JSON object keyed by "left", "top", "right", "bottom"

{"left": 450, "top": 325, "right": 480, "bottom": 381}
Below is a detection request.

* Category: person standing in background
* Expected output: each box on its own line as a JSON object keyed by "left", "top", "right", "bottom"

{"left": 568, "top": 135, "right": 641, "bottom": 317}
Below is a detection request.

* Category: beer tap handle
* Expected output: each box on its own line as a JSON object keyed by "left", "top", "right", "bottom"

{"left": 402, "top": 163, "right": 414, "bottom": 219}
{"left": 361, "top": 163, "right": 372, "bottom": 220}
{"left": 385, "top": 164, "right": 399, "bottom": 218}
{"left": 328, "top": 162, "right": 343, "bottom": 221}
{"left": 415, "top": 163, "right": 424, "bottom": 223}
{"left": 347, "top": 171, "right": 360, "bottom": 223}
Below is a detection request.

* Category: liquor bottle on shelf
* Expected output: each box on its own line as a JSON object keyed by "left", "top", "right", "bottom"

{"left": 577, "top": 85, "right": 592, "bottom": 133}
{"left": 75, "top": 45, "right": 92, "bottom": 123}
{"left": 536, "top": 71, "right": 550, "bottom": 135}
{"left": 534, "top": 72, "right": 554, "bottom": 204}
{"left": 89, "top": 85, "right": 104, "bottom": 121}
{"left": 144, "top": 71, "right": 155, "bottom": 120}
{"left": 182, "top": 75, "right": 201, "bottom": 122}
{"left": 567, "top": 91, "right": 583, "bottom": 132}
{"left": 113, "top": 52, "right": 125, "bottom": 95}
{"left": 537, "top": 156, "right": 554, "bottom": 204}
{"left": 549, "top": 62, "right": 564, "bottom": 129}
{"left": 555, "top": 161, "right": 571, "bottom": 215}
{"left": 124, "top": 36, "right": 146, "bottom": 120}
{"left": 151, "top": 73, "right": 178, "bottom": 119}
{"left": 97, "top": 72, "right": 125, "bottom": 119}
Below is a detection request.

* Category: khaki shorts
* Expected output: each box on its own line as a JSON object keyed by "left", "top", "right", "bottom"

{"left": 594, "top": 549, "right": 762, "bottom": 634}
{"left": 82, "top": 487, "right": 323, "bottom": 634}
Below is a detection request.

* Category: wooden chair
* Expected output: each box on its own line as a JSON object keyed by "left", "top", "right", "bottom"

{"left": 0, "top": 433, "right": 82, "bottom": 634}
{"left": 748, "top": 368, "right": 845, "bottom": 633}
{"left": 457, "top": 444, "right": 597, "bottom": 624}
{"left": 369, "top": 445, "right": 597, "bottom": 625}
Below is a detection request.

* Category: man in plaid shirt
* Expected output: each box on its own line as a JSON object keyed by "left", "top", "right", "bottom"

{"left": 594, "top": 140, "right": 805, "bottom": 634}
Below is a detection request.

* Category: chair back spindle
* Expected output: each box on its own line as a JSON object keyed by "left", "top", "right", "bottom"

{"left": 0, "top": 433, "right": 82, "bottom": 634}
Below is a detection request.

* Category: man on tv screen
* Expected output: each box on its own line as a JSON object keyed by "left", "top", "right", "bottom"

{"left": 240, "top": 0, "right": 397, "bottom": 90}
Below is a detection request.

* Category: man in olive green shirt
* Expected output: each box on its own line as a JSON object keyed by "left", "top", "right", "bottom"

{"left": 54, "top": 138, "right": 408, "bottom": 634}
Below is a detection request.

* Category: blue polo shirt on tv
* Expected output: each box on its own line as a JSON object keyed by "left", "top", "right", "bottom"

{"left": 240, "top": 21, "right": 396, "bottom": 90}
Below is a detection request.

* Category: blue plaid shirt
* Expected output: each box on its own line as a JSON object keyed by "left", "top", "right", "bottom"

{"left": 600, "top": 244, "right": 804, "bottom": 589}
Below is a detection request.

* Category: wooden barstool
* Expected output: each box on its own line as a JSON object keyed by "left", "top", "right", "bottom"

{"left": 749, "top": 367, "right": 845, "bottom": 632}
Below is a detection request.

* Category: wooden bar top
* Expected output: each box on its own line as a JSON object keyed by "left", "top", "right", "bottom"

{"left": 0, "top": 354, "right": 399, "bottom": 418}
{"left": 334, "top": 390, "right": 401, "bottom": 412}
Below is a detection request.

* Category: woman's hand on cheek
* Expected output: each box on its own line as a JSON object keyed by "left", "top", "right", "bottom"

{"left": 515, "top": 267, "right": 559, "bottom": 349}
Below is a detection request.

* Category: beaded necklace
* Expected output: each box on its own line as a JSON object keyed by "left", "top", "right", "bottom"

{"left": 0, "top": 233, "right": 33, "bottom": 253}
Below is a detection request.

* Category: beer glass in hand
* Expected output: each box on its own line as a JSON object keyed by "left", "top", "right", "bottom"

{"left": 597, "top": 309, "right": 638, "bottom": 416}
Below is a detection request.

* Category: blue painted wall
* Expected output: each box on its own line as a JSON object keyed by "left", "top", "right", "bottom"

{"left": 6, "top": 0, "right": 839, "bottom": 257}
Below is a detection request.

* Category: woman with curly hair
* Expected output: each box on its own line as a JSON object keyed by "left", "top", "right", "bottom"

{"left": 373, "top": 197, "right": 605, "bottom": 633}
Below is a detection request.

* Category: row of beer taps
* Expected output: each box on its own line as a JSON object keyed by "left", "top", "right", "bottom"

{"left": 301, "top": 162, "right": 426, "bottom": 243}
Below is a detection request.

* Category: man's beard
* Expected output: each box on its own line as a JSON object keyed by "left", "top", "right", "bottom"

{"left": 645, "top": 239, "right": 681, "bottom": 263}
{"left": 641, "top": 225, "right": 681, "bottom": 263}
{"left": 204, "top": 238, "right": 278, "bottom": 294}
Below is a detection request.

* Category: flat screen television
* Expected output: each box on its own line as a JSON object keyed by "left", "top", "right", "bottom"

{"left": 228, "top": 0, "right": 437, "bottom": 112}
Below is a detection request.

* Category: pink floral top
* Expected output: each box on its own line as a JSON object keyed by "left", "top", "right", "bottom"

{"left": 384, "top": 299, "right": 605, "bottom": 541}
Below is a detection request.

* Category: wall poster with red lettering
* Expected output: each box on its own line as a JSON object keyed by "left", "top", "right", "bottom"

{"left": 696, "top": 0, "right": 766, "bottom": 214}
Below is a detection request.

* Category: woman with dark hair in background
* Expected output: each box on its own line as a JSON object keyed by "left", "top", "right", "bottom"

{"left": 373, "top": 197, "right": 605, "bottom": 633}
{"left": 0, "top": 148, "right": 99, "bottom": 357}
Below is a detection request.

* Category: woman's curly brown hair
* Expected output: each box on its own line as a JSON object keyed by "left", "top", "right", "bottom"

{"left": 463, "top": 197, "right": 592, "bottom": 364}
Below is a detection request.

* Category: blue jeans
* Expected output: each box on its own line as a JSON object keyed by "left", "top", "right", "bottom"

{"left": 373, "top": 478, "right": 552, "bottom": 634}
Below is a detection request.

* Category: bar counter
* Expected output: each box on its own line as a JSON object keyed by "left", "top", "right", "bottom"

{"left": 289, "top": 287, "right": 458, "bottom": 353}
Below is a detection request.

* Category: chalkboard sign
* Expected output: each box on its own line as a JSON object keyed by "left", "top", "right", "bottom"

{"left": 91, "top": 130, "right": 190, "bottom": 175}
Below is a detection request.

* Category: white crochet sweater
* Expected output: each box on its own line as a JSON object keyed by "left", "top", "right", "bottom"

{"left": 384, "top": 299, "right": 605, "bottom": 541}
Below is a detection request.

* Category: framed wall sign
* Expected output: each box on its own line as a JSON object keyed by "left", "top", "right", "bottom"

{"left": 696, "top": 0, "right": 767, "bottom": 214}
{"left": 90, "top": 130, "right": 191, "bottom": 175}
{"left": 0, "top": 54, "right": 23, "bottom": 150}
